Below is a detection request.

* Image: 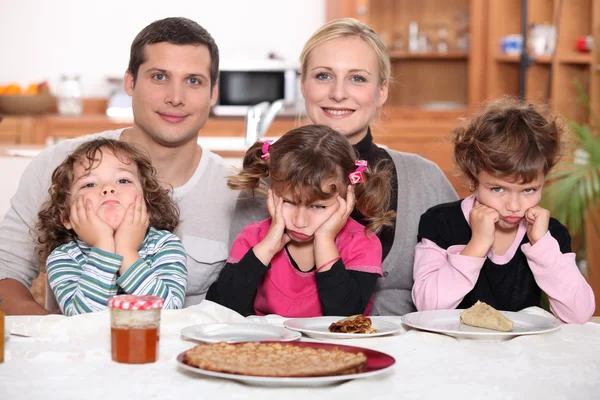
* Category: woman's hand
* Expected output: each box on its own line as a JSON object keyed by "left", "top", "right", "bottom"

{"left": 461, "top": 199, "right": 499, "bottom": 258}
{"left": 525, "top": 205, "right": 550, "bottom": 245}
{"left": 68, "top": 196, "right": 115, "bottom": 253}
{"left": 253, "top": 189, "right": 291, "bottom": 265}
{"left": 314, "top": 185, "right": 356, "bottom": 243}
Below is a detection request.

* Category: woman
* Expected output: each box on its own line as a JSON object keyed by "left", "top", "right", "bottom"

{"left": 230, "top": 18, "right": 458, "bottom": 315}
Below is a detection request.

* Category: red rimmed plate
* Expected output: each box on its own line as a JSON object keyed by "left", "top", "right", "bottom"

{"left": 176, "top": 340, "right": 395, "bottom": 387}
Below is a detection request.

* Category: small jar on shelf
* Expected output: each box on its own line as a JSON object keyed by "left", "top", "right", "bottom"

{"left": 56, "top": 75, "right": 83, "bottom": 116}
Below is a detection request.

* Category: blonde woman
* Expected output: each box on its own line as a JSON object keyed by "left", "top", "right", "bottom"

{"left": 231, "top": 18, "right": 457, "bottom": 316}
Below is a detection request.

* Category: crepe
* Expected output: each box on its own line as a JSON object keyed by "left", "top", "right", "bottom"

{"left": 328, "top": 314, "right": 379, "bottom": 334}
{"left": 459, "top": 301, "right": 514, "bottom": 332}
{"left": 183, "top": 342, "right": 367, "bottom": 377}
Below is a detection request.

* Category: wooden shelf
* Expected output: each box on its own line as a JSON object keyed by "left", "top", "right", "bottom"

{"left": 389, "top": 50, "right": 468, "bottom": 61}
{"left": 494, "top": 54, "right": 552, "bottom": 64}
{"left": 558, "top": 52, "right": 593, "bottom": 65}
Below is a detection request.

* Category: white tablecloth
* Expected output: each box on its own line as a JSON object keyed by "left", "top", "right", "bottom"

{"left": 1, "top": 301, "right": 599, "bottom": 400}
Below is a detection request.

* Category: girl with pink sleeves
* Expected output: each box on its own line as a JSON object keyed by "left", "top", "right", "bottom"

{"left": 207, "top": 124, "right": 394, "bottom": 317}
{"left": 412, "top": 98, "right": 595, "bottom": 324}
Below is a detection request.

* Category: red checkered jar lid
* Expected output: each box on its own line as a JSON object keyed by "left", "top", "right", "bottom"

{"left": 108, "top": 295, "right": 164, "bottom": 310}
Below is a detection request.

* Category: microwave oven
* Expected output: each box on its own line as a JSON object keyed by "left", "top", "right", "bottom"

{"left": 211, "top": 60, "right": 301, "bottom": 117}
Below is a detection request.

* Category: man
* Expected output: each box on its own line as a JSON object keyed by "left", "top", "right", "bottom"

{"left": 0, "top": 17, "right": 238, "bottom": 315}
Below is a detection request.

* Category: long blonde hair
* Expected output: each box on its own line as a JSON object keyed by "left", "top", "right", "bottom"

{"left": 299, "top": 18, "right": 391, "bottom": 84}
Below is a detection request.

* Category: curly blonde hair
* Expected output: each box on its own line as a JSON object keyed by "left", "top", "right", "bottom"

{"left": 36, "top": 138, "right": 180, "bottom": 266}
{"left": 228, "top": 124, "right": 395, "bottom": 233}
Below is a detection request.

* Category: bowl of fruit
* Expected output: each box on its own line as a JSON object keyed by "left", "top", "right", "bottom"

{"left": 0, "top": 82, "right": 55, "bottom": 115}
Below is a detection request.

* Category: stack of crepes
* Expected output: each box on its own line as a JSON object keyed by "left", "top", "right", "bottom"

{"left": 328, "top": 314, "right": 379, "bottom": 334}
{"left": 183, "top": 342, "right": 367, "bottom": 377}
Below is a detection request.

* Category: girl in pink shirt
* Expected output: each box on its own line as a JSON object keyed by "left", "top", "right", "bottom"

{"left": 412, "top": 98, "right": 595, "bottom": 323}
{"left": 207, "top": 125, "right": 394, "bottom": 317}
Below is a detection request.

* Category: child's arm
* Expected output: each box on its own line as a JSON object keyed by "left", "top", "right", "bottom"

{"left": 315, "top": 227, "right": 382, "bottom": 316}
{"left": 206, "top": 248, "right": 268, "bottom": 316}
{"left": 46, "top": 245, "right": 120, "bottom": 316}
{"left": 412, "top": 208, "right": 488, "bottom": 311}
{"left": 316, "top": 260, "right": 379, "bottom": 315}
{"left": 116, "top": 232, "right": 187, "bottom": 310}
{"left": 522, "top": 224, "right": 595, "bottom": 323}
{"left": 412, "top": 240, "right": 485, "bottom": 310}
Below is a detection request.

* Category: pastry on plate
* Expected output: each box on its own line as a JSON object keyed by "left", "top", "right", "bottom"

{"left": 183, "top": 342, "right": 367, "bottom": 377}
{"left": 328, "top": 314, "right": 379, "bottom": 334}
{"left": 459, "top": 301, "right": 514, "bottom": 332}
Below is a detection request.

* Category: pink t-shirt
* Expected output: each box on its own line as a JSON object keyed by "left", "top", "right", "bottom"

{"left": 227, "top": 218, "right": 383, "bottom": 317}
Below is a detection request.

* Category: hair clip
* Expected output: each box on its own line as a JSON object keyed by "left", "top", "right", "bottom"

{"left": 260, "top": 140, "right": 272, "bottom": 160}
{"left": 349, "top": 160, "right": 367, "bottom": 184}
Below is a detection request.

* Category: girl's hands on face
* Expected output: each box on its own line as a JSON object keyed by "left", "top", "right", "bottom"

{"left": 253, "top": 189, "right": 291, "bottom": 265}
{"left": 68, "top": 196, "right": 115, "bottom": 252}
{"left": 114, "top": 196, "right": 150, "bottom": 256}
{"left": 525, "top": 205, "right": 550, "bottom": 245}
{"left": 314, "top": 185, "right": 356, "bottom": 242}
{"left": 462, "top": 198, "right": 499, "bottom": 258}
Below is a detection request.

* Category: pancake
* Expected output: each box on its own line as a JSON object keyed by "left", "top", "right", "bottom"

{"left": 183, "top": 342, "right": 367, "bottom": 377}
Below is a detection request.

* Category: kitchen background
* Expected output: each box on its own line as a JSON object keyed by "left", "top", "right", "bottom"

{"left": 0, "top": 0, "right": 325, "bottom": 97}
{"left": 0, "top": 0, "right": 599, "bottom": 313}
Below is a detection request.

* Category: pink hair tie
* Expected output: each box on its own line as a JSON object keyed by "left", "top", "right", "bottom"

{"left": 261, "top": 140, "right": 272, "bottom": 160}
{"left": 349, "top": 160, "right": 367, "bottom": 184}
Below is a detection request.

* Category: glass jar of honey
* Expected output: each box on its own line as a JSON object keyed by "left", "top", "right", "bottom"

{"left": 108, "top": 295, "right": 164, "bottom": 364}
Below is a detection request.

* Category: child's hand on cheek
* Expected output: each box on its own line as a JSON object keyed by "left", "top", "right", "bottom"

{"left": 462, "top": 199, "right": 499, "bottom": 258}
{"left": 525, "top": 206, "right": 550, "bottom": 245}
{"left": 68, "top": 196, "right": 115, "bottom": 253}
{"left": 314, "top": 185, "right": 355, "bottom": 242}
{"left": 114, "top": 197, "right": 150, "bottom": 272}
{"left": 254, "top": 189, "right": 291, "bottom": 265}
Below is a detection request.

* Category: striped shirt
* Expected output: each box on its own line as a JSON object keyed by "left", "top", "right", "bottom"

{"left": 46, "top": 227, "right": 187, "bottom": 316}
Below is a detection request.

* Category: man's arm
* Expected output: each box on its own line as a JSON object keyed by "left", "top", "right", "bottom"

{"left": 0, "top": 279, "right": 47, "bottom": 315}
{"left": 0, "top": 146, "right": 61, "bottom": 315}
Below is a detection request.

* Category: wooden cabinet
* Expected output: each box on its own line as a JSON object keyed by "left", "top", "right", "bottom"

{"left": 0, "top": 116, "right": 35, "bottom": 144}
{"left": 485, "top": 0, "right": 600, "bottom": 125}
{"left": 327, "top": 0, "right": 487, "bottom": 109}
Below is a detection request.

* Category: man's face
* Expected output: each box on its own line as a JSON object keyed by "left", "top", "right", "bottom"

{"left": 124, "top": 42, "right": 218, "bottom": 147}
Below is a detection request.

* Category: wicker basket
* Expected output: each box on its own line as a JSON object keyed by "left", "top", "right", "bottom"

{"left": 0, "top": 94, "right": 55, "bottom": 115}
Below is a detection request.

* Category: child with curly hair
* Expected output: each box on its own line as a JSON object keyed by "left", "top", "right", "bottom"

{"left": 412, "top": 98, "right": 595, "bottom": 323}
{"left": 37, "top": 138, "right": 187, "bottom": 316}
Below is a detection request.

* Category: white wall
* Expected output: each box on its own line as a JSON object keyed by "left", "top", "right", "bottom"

{"left": 0, "top": 0, "right": 325, "bottom": 97}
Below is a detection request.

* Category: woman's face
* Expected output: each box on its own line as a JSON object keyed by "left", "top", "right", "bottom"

{"left": 301, "top": 36, "right": 388, "bottom": 145}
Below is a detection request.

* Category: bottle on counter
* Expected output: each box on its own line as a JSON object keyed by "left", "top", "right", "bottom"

{"left": 57, "top": 75, "right": 83, "bottom": 116}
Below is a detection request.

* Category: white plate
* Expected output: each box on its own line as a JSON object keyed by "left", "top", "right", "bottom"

{"left": 176, "top": 341, "right": 395, "bottom": 387}
{"left": 180, "top": 323, "right": 301, "bottom": 343}
{"left": 283, "top": 316, "right": 403, "bottom": 339}
{"left": 401, "top": 309, "right": 561, "bottom": 341}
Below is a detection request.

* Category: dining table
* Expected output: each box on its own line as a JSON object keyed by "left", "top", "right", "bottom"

{"left": 1, "top": 300, "right": 599, "bottom": 400}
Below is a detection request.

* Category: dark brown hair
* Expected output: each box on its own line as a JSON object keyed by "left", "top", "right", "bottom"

{"left": 452, "top": 97, "right": 564, "bottom": 186}
{"left": 228, "top": 124, "right": 394, "bottom": 233}
{"left": 128, "top": 17, "right": 219, "bottom": 87}
{"left": 36, "top": 138, "right": 180, "bottom": 265}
